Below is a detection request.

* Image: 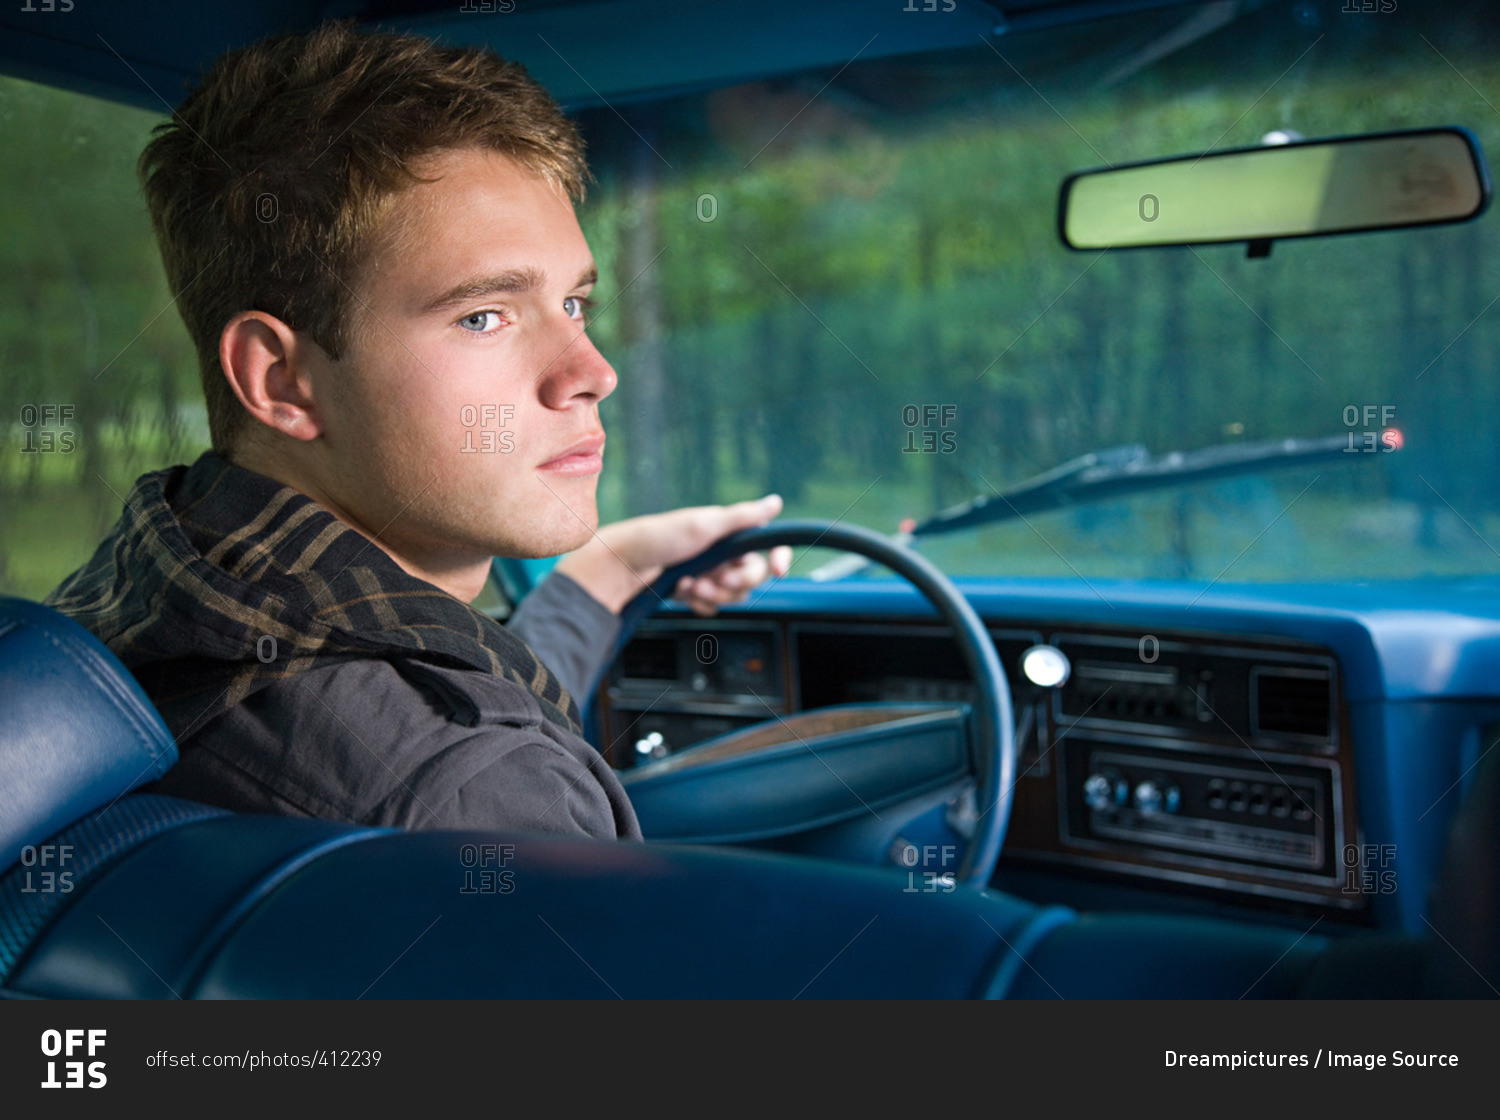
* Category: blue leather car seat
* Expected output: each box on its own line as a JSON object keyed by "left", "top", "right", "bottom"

{"left": 1, "top": 595, "right": 186, "bottom": 868}
{"left": 0, "top": 596, "right": 1339, "bottom": 998}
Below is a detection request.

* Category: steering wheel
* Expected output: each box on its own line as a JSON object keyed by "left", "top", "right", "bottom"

{"left": 598, "top": 520, "right": 1015, "bottom": 888}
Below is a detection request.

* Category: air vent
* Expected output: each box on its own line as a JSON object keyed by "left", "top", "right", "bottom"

{"left": 1252, "top": 668, "right": 1332, "bottom": 740}
{"left": 619, "top": 636, "right": 679, "bottom": 683}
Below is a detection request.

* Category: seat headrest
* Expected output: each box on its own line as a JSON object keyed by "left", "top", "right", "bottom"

{"left": 0, "top": 597, "right": 177, "bottom": 874}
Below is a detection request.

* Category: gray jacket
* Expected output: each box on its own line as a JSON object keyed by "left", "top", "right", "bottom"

{"left": 153, "top": 572, "right": 642, "bottom": 840}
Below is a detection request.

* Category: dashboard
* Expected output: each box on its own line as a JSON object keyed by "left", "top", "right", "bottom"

{"left": 594, "top": 577, "right": 1500, "bottom": 935}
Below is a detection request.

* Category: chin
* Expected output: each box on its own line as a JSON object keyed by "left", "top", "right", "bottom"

{"left": 502, "top": 515, "right": 598, "bottom": 560}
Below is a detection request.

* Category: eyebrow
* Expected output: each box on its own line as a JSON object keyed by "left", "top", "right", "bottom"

{"left": 422, "top": 265, "right": 598, "bottom": 314}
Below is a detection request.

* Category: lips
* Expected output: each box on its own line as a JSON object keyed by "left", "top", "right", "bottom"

{"left": 537, "top": 433, "right": 605, "bottom": 475}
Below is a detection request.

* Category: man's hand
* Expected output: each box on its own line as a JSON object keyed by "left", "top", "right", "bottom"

{"left": 554, "top": 495, "right": 794, "bottom": 616}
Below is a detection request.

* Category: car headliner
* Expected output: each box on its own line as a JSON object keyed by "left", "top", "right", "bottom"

{"left": 0, "top": 0, "right": 1212, "bottom": 113}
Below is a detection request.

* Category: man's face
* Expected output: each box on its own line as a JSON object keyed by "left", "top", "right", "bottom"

{"left": 310, "top": 147, "right": 616, "bottom": 576}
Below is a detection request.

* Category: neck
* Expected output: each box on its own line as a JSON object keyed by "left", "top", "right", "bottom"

{"left": 224, "top": 441, "right": 489, "bottom": 603}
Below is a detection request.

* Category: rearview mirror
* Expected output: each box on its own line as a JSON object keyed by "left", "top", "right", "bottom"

{"left": 1059, "top": 127, "right": 1490, "bottom": 253}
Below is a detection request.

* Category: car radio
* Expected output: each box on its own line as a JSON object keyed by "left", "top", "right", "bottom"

{"left": 1060, "top": 739, "right": 1341, "bottom": 880}
{"left": 997, "top": 631, "right": 1360, "bottom": 912}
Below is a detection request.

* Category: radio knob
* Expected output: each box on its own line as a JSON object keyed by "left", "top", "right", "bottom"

{"left": 1134, "top": 780, "right": 1164, "bottom": 814}
{"left": 1083, "top": 773, "right": 1113, "bottom": 810}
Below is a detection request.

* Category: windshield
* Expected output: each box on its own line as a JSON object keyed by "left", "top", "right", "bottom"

{"left": 567, "top": 0, "right": 1500, "bottom": 584}
{"left": 2, "top": 1, "right": 1497, "bottom": 597}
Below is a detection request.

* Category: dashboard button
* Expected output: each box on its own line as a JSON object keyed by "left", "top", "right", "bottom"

{"left": 1207, "top": 778, "right": 1227, "bottom": 811}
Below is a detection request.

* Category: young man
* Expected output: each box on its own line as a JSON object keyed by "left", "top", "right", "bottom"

{"left": 45, "top": 23, "right": 789, "bottom": 840}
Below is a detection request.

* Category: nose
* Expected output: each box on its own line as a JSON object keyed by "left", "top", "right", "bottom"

{"left": 536, "top": 327, "right": 617, "bottom": 409}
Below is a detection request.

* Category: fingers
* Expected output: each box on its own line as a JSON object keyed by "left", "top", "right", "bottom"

{"left": 736, "top": 492, "right": 783, "bottom": 527}
{"left": 680, "top": 559, "right": 760, "bottom": 602}
{"left": 656, "top": 494, "right": 792, "bottom": 616}
{"left": 673, "top": 574, "right": 740, "bottom": 617}
{"left": 672, "top": 547, "right": 789, "bottom": 616}
{"left": 688, "top": 493, "right": 782, "bottom": 547}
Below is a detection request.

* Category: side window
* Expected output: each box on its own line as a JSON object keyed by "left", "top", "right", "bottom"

{"left": 0, "top": 76, "right": 205, "bottom": 600}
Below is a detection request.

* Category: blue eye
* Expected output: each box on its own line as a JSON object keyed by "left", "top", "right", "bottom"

{"left": 564, "top": 296, "right": 593, "bottom": 322}
{"left": 459, "top": 311, "right": 502, "bottom": 333}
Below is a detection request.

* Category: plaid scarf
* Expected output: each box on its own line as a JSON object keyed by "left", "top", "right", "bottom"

{"left": 45, "top": 451, "right": 581, "bottom": 742}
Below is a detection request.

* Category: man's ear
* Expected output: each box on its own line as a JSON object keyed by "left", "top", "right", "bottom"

{"left": 219, "top": 311, "right": 325, "bottom": 442}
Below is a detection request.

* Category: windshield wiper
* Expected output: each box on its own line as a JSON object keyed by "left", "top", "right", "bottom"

{"left": 808, "top": 433, "right": 1380, "bottom": 581}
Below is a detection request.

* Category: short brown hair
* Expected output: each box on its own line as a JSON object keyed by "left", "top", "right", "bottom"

{"left": 140, "top": 21, "right": 588, "bottom": 453}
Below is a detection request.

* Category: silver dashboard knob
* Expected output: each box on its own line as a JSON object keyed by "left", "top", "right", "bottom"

{"left": 1134, "top": 780, "right": 1164, "bottom": 814}
{"left": 1083, "top": 773, "right": 1113, "bottom": 810}
{"left": 1020, "top": 644, "right": 1072, "bottom": 688}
